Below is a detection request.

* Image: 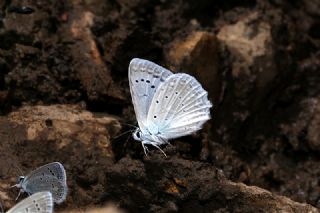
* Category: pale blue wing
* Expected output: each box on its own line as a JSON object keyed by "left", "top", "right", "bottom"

{"left": 22, "top": 175, "right": 67, "bottom": 204}
{"left": 23, "top": 162, "right": 66, "bottom": 185}
{"left": 129, "top": 58, "right": 172, "bottom": 131}
{"left": 147, "top": 73, "right": 212, "bottom": 139}
{"left": 7, "top": 192, "right": 53, "bottom": 213}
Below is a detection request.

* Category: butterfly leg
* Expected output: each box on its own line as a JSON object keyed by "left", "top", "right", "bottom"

{"left": 15, "top": 189, "right": 24, "bottom": 201}
{"left": 141, "top": 142, "right": 149, "bottom": 156}
{"left": 10, "top": 184, "right": 18, "bottom": 188}
{"left": 158, "top": 135, "right": 171, "bottom": 146}
{"left": 151, "top": 143, "right": 167, "bottom": 157}
{"left": 10, "top": 184, "right": 24, "bottom": 201}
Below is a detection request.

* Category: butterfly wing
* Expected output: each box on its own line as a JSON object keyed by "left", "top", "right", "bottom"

{"left": 147, "top": 73, "right": 212, "bottom": 139}
{"left": 23, "top": 162, "right": 66, "bottom": 185}
{"left": 7, "top": 191, "right": 53, "bottom": 213}
{"left": 129, "top": 58, "right": 173, "bottom": 131}
{"left": 22, "top": 175, "right": 67, "bottom": 204}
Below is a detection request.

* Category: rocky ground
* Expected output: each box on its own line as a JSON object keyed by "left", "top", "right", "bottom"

{"left": 0, "top": 0, "right": 320, "bottom": 212}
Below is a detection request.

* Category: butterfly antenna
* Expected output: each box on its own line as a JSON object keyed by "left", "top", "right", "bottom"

{"left": 11, "top": 161, "right": 24, "bottom": 176}
{"left": 119, "top": 122, "right": 137, "bottom": 129}
{"left": 3, "top": 157, "right": 23, "bottom": 177}
{"left": 123, "top": 131, "right": 132, "bottom": 148}
{"left": 112, "top": 129, "right": 134, "bottom": 140}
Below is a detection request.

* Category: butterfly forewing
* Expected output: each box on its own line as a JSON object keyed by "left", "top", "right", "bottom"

{"left": 7, "top": 192, "right": 53, "bottom": 213}
{"left": 147, "top": 73, "right": 212, "bottom": 139}
{"left": 23, "top": 162, "right": 66, "bottom": 185}
{"left": 22, "top": 175, "right": 67, "bottom": 204}
{"left": 129, "top": 58, "right": 172, "bottom": 130}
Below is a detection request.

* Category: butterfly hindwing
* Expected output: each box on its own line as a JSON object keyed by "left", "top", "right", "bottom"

{"left": 23, "top": 162, "right": 66, "bottom": 185}
{"left": 147, "top": 73, "right": 212, "bottom": 139}
{"left": 7, "top": 192, "right": 53, "bottom": 213}
{"left": 129, "top": 58, "right": 172, "bottom": 130}
{"left": 22, "top": 175, "right": 67, "bottom": 204}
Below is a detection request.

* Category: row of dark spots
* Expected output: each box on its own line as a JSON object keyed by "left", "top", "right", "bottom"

{"left": 154, "top": 91, "right": 183, "bottom": 104}
{"left": 178, "top": 92, "right": 184, "bottom": 112}
{"left": 47, "top": 168, "right": 55, "bottom": 176}
{"left": 153, "top": 91, "right": 184, "bottom": 118}
{"left": 31, "top": 199, "right": 41, "bottom": 211}
{"left": 153, "top": 114, "right": 171, "bottom": 121}
{"left": 135, "top": 79, "right": 155, "bottom": 88}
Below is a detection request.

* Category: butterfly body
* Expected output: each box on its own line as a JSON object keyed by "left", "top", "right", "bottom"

{"left": 129, "top": 58, "right": 212, "bottom": 155}
{"left": 133, "top": 127, "right": 168, "bottom": 145}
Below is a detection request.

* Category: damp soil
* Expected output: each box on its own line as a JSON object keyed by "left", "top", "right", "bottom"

{"left": 0, "top": 0, "right": 320, "bottom": 212}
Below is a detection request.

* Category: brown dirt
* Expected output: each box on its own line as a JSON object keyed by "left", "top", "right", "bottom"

{"left": 0, "top": 0, "right": 320, "bottom": 212}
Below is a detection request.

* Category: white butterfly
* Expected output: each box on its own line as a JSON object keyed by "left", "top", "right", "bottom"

{"left": 12, "top": 162, "right": 68, "bottom": 204}
{"left": 7, "top": 191, "right": 53, "bottom": 213}
{"left": 129, "top": 58, "right": 212, "bottom": 155}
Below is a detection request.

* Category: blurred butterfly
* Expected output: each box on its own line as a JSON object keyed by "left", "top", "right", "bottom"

{"left": 6, "top": 191, "right": 53, "bottom": 213}
{"left": 7, "top": 6, "right": 34, "bottom": 14}
{"left": 129, "top": 58, "right": 212, "bottom": 155}
{"left": 12, "top": 162, "right": 67, "bottom": 204}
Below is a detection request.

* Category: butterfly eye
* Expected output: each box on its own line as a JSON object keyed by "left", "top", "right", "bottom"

{"left": 137, "top": 131, "right": 141, "bottom": 138}
{"left": 18, "top": 176, "right": 25, "bottom": 183}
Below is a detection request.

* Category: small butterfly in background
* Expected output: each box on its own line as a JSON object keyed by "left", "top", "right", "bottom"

{"left": 6, "top": 191, "right": 53, "bottom": 213}
{"left": 11, "top": 162, "right": 68, "bottom": 204}
{"left": 129, "top": 58, "right": 212, "bottom": 156}
{"left": 7, "top": 6, "right": 34, "bottom": 14}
